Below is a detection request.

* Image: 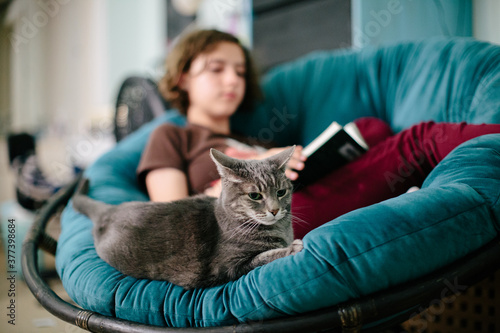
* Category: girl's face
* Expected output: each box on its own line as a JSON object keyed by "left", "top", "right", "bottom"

{"left": 181, "top": 42, "right": 246, "bottom": 122}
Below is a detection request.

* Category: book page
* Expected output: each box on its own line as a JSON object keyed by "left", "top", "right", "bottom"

{"left": 302, "top": 121, "right": 342, "bottom": 157}
{"left": 344, "top": 122, "right": 369, "bottom": 150}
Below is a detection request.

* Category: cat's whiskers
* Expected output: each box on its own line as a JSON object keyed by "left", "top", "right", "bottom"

{"left": 226, "top": 225, "right": 246, "bottom": 242}
{"left": 242, "top": 219, "right": 262, "bottom": 236}
{"left": 287, "top": 212, "right": 311, "bottom": 227}
{"left": 237, "top": 220, "right": 260, "bottom": 240}
{"left": 228, "top": 225, "right": 249, "bottom": 241}
{"left": 225, "top": 219, "right": 258, "bottom": 242}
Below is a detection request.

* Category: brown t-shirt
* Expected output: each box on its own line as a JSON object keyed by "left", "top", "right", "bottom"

{"left": 137, "top": 123, "right": 266, "bottom": 194}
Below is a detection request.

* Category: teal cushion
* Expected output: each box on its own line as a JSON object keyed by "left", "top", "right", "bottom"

{"left": 57, "top": 38, "right": 500, "bottom": 327}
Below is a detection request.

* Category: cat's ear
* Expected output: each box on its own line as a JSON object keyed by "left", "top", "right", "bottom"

{"left": 210, "top": 149, "right": 244, "bottom": 183}
{"left": 268, "top": 145, "right": 296, "bottom": 171}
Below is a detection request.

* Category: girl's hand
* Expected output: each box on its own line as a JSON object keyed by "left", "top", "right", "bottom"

{"left": 254, "top": 146, "right": 306, "bottom": 181}
{"left": 204, "top": 179, "right": 222, "bottom": 198}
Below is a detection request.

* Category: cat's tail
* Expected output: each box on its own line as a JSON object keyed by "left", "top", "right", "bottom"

{"left": 72, "top": 178, "right": 112, "bottom": 221}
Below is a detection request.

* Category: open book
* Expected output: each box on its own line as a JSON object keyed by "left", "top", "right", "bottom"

{"left": 293, "top": 121, "right": 369, "bottom": 187}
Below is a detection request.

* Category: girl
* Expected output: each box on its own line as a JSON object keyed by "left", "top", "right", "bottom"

{"left": 137, "top": 29, "right": 306, "bottom": 201}
{"left": 137, "top": 29, "right": 500, "bottom": 238}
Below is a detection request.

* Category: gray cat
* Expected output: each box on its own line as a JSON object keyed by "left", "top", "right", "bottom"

{"left": 72, "top": 146, "right": 303, "bottom": 289}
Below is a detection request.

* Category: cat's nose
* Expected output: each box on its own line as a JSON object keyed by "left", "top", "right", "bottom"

{"left": 269, "top": 209, "right": 279, "bottom": 216}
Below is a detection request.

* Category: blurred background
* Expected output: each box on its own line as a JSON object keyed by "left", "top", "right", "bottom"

{"left": 0, "top": 0, "right": 499, "bottom": 332}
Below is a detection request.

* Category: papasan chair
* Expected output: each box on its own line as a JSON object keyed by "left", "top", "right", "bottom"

{"left": 22, "top": 37, "right": 500, "bottom": 332}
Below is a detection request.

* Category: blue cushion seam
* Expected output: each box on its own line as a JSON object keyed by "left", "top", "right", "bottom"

{"left": 114, "top": 279, "right": 140, "bottom": 315}
{"left": 159, "top": 292, "right": 168, "bottom": 327}
{"left": 236, "top": 253, "right": 344, "bottom": 318}
{"left": 113, "top": 300, "right": 236, "bottom": 326}
{"left": 235, "top": 266, "right": 336, "bottom": 320}
{"left": 342, "top": 200, "right": 486, "bottom": 262}
{"left": 489, "top": 150, "right": 500, "bottom": 208}
{"left": 303, "top": 243, "right": 363, "bottom": 297}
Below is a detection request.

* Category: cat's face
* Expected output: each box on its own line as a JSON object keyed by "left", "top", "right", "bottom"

{"left": 211, "top": 147, "right": 294, "bottom": 226}
{"left": 227, "top": 172, "right": 292, "bottom": 225}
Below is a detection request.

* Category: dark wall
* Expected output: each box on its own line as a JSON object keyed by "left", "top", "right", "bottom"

{"left": 166, "top": 0, "right": 352, "bottom": 72}
{"left": 253, "top": 0, "right": 351, "bottom": 71}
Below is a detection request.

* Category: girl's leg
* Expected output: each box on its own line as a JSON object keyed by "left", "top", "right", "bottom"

{"left": 292, "top": 120, "right": 500, "bottom": 239}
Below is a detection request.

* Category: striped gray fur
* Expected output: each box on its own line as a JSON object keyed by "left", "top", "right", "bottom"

{"left": 72, "top": 147, "right": 302, "bottom": 289}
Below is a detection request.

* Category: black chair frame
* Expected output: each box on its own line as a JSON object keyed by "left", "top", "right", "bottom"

{"left": 22, "top": 178, "right": 500, "bottom": 333}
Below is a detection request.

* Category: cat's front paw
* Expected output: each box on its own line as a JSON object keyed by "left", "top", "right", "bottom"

{"left": 290, "top": 239, "right": 303, "bottom": 255}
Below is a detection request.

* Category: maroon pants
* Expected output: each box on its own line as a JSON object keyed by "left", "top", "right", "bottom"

{"left": 291, "top": 117, "right": 500, "bottom": 239}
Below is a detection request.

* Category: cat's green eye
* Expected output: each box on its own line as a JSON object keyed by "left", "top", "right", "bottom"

{"left": 277, "top": 189, "right": 287, "bottom": 197}
{"left": 248, "top": 192, "right": 263, "bottom": 200}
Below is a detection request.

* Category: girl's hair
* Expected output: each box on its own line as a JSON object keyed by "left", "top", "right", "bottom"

{"left": 159, "top": 29, "right": 262, "bottom": 116}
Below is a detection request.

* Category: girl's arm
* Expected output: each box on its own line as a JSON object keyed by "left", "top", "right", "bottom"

{"left": 145, "top": 168, "right": 189, "bottom": 202}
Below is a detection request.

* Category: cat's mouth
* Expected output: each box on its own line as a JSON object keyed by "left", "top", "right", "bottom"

{"left": 252, "top": 211, "right": 286, "bottom": 226}
{"left": 257, "top": 219, "right": 278, "bottom": 226}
